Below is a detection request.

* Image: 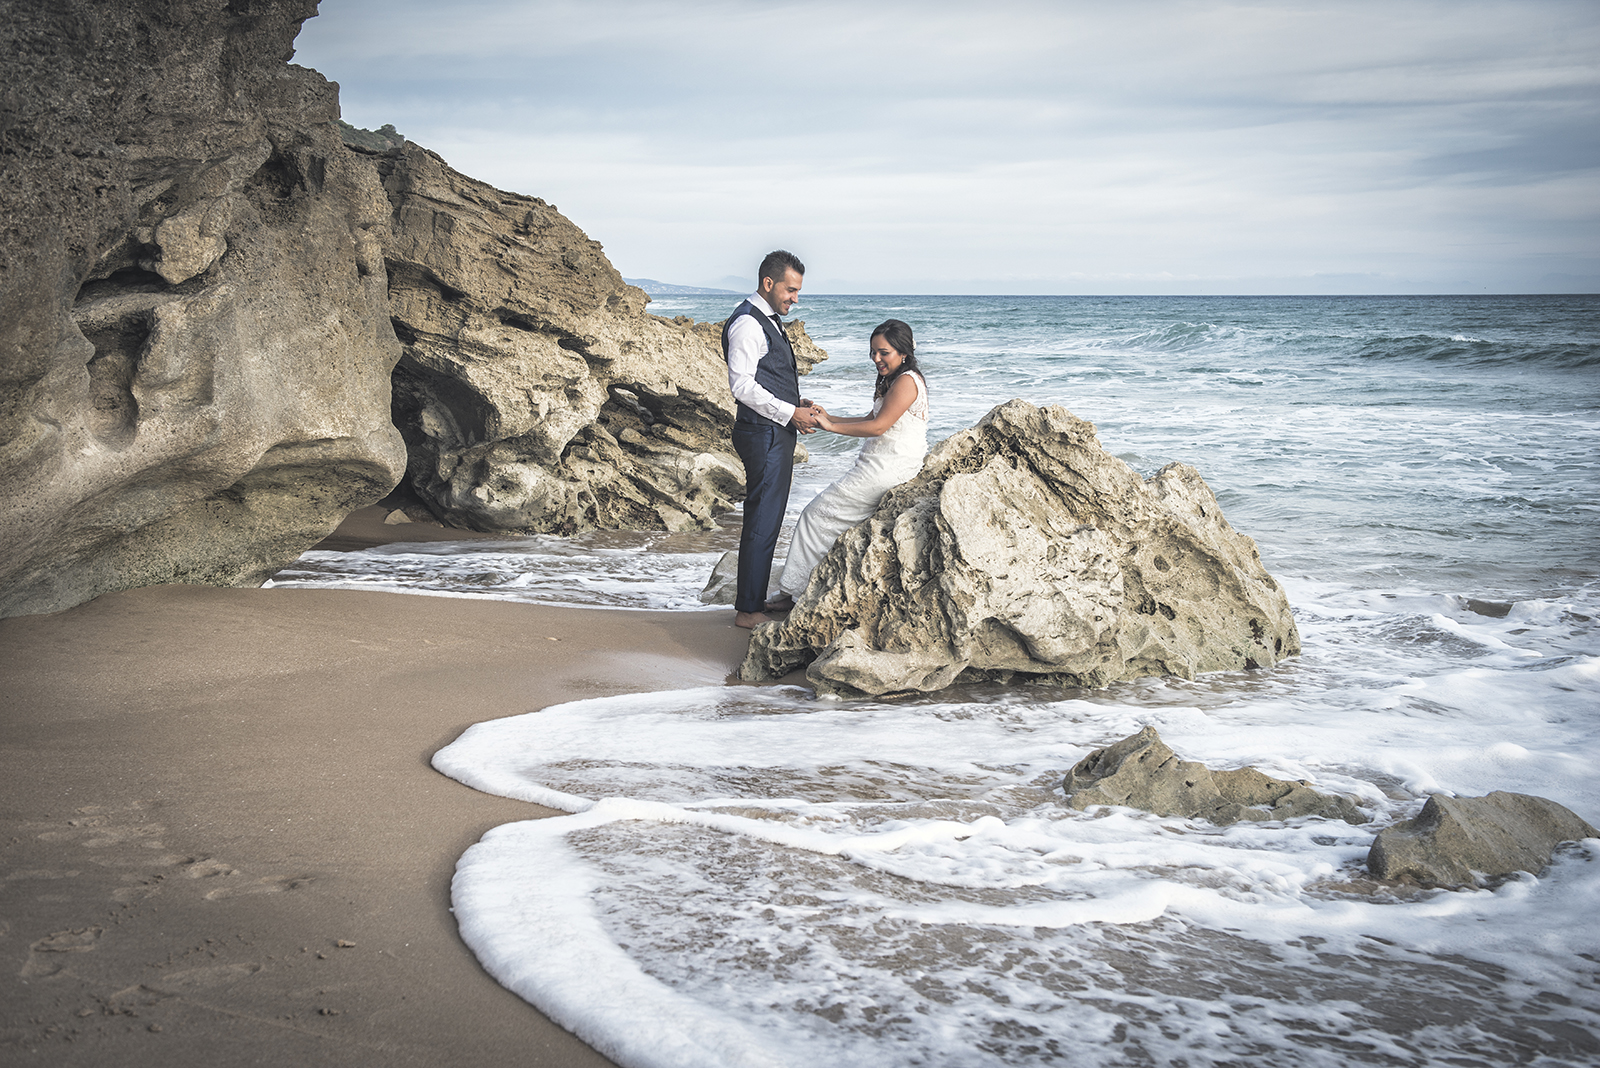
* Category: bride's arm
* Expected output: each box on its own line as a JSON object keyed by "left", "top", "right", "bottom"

{"left": 817, "top": 374, "right": 918, "bottom": 437}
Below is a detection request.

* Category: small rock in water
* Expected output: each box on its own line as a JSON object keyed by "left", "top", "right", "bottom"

{"left": 699, "top": 550, "right": 739, "bottom": 605}
{"left": 1062, "top": 726, "right": 1367, "bottom": 825}
{"left": 1367, "top": 791, "right": 1598, "bottom": 889}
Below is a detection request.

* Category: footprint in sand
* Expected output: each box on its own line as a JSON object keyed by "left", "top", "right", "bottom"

{"left": 180, "top": 857, "right": 241, "bottom": 880}
{"left": 107, "top": 984, "right": 169, "bottom": 1014}
{"left": 204, "top": 874, "right": 313, "bottom": 900}
{"left": 19, "top": 926, "right": 103, "bottom": 978}
{"left": 0, "top": 868, "right": 83, "bottom": 887}
{"left": 32, "top": 803, "right": 166, "bottom": 849}
{"left": 153, "top": 962, "right": 263, "bottom": 992}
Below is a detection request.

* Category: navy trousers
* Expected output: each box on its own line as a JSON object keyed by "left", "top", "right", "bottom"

{"left": 731, "top": 419, "right": 796, "bottom": 614}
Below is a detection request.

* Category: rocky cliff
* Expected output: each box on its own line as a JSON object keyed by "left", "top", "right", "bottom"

{"left": 743, "top": 400, "right": 1301, "bottom": 696}
{"left": 373, "top": 144, "right": 824, "bottom": 535}
{"left": 0, "top": 0, "right": 802, "bottom": 617}
{"left": 0, "top": 0, "right": 406, "bottom": 617}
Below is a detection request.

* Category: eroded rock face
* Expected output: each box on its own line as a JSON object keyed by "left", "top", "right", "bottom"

{"left": 1063, "top": 727, "right": 1367, "bottom": 825}
{"left": 0, "top": 1, "right": 406, "bottom": 617}
{"left": 374, "top": 144, "right": 824, "bottom": 534}
{"left": 742, "top": 400, "right": 1301, "bottom": 695}
{"left": 1368, "top": 792, "right": 1597, "bottom": 889}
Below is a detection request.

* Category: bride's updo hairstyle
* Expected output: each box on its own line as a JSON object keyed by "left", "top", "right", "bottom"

{"left": 871, "top": 319, "right": 924, "bottom": 398}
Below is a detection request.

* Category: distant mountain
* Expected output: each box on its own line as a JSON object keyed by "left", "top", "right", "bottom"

{"left": 624, "top": 278, "right": 742, "bottom": 296}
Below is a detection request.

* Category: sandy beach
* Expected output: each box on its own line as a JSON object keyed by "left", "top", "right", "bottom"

{"left": 0, "top": 511, "right": 765, "bottom": 1066}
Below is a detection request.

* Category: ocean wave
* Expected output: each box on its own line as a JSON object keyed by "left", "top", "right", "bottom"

{"left": 1097, "top": 320, "right": 1247, "bottom": 352}
{"left": 1353, "top": 333, "right": 1600, "bottom": 368}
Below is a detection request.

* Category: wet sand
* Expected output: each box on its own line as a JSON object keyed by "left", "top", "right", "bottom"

{"left": 0, "top": 514, "right": 766, "bottom": 1066}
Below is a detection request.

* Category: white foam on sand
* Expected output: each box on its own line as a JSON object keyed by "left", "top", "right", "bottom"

{"left": 436, "top": 580, "right": 1600, "bottom": 1066}
{"left": 265, "top": 540, "right": 729, "bottom": 611}
{"left": 264, "top": 456, "right": 855, "bottom": 611}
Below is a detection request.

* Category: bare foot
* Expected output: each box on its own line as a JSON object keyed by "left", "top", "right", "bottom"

{"left": 764, "top": 594, "right": 795, "bottom": 613}
{"left": 734, "top": 611, "right": 772, "bottom": 629}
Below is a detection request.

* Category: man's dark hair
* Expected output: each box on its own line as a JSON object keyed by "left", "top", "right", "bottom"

{"left": 758, "top": 250, "right": 805, "bottom": 284}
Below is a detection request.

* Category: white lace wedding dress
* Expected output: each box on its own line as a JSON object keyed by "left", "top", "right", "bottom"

{"left": 778, "top": 371, "right": 929, "bottom": 598}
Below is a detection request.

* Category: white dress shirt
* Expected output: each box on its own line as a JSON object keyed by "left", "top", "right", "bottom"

{"left": 725, "top": 292, "right": 796, "bottom": 427}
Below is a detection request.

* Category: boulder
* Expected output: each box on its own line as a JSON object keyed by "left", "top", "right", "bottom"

{"left": 741, "top": 400, "right": 1301, "bottom": 695}
{"left": 0, "top": 0, "right": 407, "bottom": 617}
{"left": 1368, "top": 792, "right": 1598, "bottom": 889}
{"left": 699, "top": 550, "right": 740, "bottom": 605}
{"left": 372, "top": 144, "right": 826, "bottom": 535}
{"left": 1062, "top": 727, "right": 1366, "bottom": 825}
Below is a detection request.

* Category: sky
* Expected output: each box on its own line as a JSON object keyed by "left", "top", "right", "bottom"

{"left": 294, "top": 0, "right": 1600, "bottom": 294}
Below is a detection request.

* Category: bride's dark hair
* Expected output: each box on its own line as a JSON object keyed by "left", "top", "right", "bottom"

{"left": 871, "top": 319, "right": 925, "bottom": 398}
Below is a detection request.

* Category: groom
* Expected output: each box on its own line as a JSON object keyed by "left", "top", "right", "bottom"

{"left": 722, "top": 250, "right": 823, "bottom": 629}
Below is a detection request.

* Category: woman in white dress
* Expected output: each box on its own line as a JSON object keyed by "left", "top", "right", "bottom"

{"left": 770, "top": 319, "right": 929, "bottom": 609}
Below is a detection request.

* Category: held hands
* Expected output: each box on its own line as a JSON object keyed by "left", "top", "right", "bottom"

{"left": 791, "top": 399, "right": 827, "bottom": 434}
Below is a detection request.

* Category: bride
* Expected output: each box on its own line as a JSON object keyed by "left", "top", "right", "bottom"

{"left": 769, "top": 319, "right": 929, "bottom": 610}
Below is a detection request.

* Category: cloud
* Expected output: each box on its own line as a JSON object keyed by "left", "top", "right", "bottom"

{"left": 296, "top": 0, "right": 1600, "bottom": 292}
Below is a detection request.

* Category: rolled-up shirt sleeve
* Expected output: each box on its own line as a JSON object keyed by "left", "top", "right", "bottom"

{"left": 725, "top": 309, "right": 797, "bottom": 427}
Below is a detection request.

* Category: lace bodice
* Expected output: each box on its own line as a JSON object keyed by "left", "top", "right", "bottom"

{"left": 875, "top": 370, "right": 928, "bottom": 420}
{"left": 862, "top": 371, "right": 928, "bottom": 460}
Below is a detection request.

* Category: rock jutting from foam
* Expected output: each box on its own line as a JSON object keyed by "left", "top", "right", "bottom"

{"left": 1368, "top": 791, "right": 1598, "bottom": 889}
{"left": 1063, "top": 726, "right": 1369, "bottom": 825}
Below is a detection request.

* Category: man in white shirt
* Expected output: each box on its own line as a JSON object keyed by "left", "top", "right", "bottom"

{"left": 720, "top": 250, "right": 824, "bottom": 628}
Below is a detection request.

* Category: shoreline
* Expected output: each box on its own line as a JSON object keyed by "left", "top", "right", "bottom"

{"left": 307, "top": 506, "right": 509, "bottom": 553}
{"left": 0, "top": 514, "right": 774, "bottom": 1066}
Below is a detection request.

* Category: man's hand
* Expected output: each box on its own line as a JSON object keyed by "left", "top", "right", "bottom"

{"left": 791, "top": 401, "right": 826, "bottom": 434}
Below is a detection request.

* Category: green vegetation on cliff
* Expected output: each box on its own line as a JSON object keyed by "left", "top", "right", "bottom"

{"left": 338, "top": 120, "right": 405, "bottom": 152}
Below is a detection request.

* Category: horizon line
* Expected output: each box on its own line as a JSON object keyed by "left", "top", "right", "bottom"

{"left": 643, "top": 291, "right": 1599, "bottom": 299}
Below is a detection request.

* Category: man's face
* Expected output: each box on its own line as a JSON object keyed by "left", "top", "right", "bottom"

{"left": 760, "top": 268, "right": 803, "bottom": 315}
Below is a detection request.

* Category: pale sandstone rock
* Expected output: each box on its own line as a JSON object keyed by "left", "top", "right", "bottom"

{"left": 699, "top": 550, "right": 741, "bottom": 606}
{"left": 373, "top": 145, "right": 826, "bottom": 535}
{"left": 1062, "top": 727, "right": 1367, "bottom": 825}
{"left": 742, "top": 400, "right": 1301, "bottom": 695}
{"left": 1368, "top": 792, "right": 1597, "bottom": 889}
{"left": 0, "top": 0, "right": 406, "bottom": 618}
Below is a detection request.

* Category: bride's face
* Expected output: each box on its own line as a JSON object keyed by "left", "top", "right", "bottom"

{"left": 870, "top": 336, "right": 905, "bottom": 376}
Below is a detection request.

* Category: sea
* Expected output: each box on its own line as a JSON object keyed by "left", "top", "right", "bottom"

{"left": 268, "top": 295, "right": 1600, "bottom": 1067}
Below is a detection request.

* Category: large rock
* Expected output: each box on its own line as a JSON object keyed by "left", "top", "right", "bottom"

{"left": 373, "top": 143, "right": 825, "bottom": 534}
{"left": 1063, "top": 727, "right": 1367, "bottom": 825}
{"left": 1368, "top": 792, "right": 1597, "bottom": 889}
{"left": 742, "top": 400, "right": 1301, "bottom": 695}
{"left": 0, "top": 0, "right": 407, "bottom": 617}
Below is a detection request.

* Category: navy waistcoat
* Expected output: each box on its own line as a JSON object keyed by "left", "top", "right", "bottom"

{"left": 721, "top": 300, "right": 800, "bottom": 426}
